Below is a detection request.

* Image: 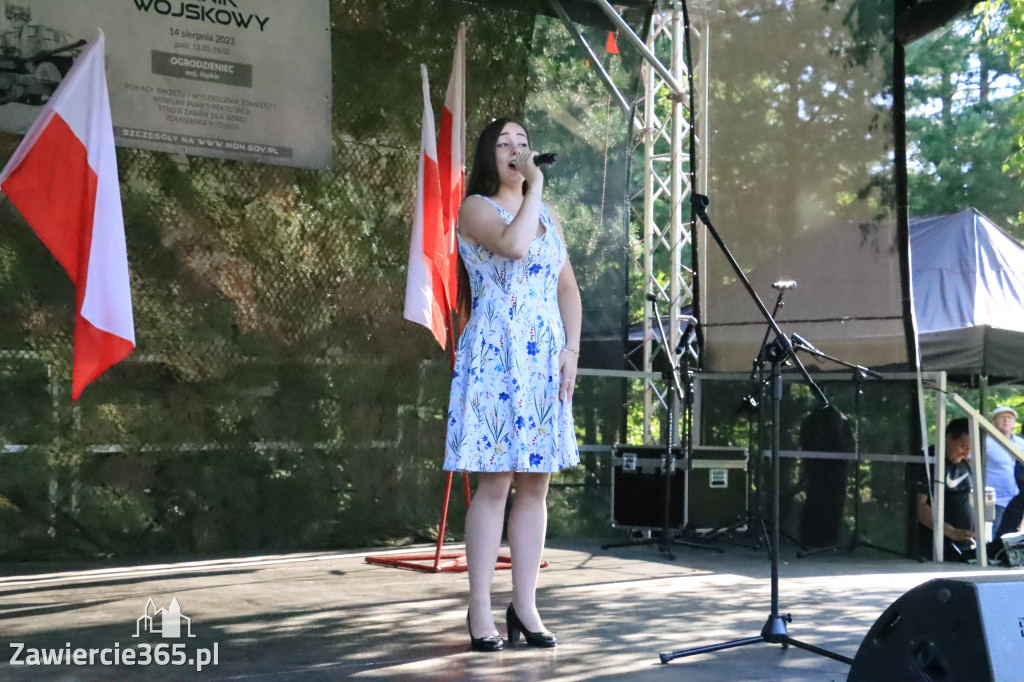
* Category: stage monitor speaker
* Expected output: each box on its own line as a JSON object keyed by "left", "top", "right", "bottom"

{"left": 687, "top": 446, "right": 748, "bottom": 529}
{"left": 848, "top": 575, "right": 1024, "bottom": 682}
{"left": 610, "top": 445, "right": 684, "bottom": 529}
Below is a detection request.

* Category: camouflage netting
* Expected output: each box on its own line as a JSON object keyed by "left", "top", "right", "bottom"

{"left": 0, "top": 0, "right": 650, "bottom": 559}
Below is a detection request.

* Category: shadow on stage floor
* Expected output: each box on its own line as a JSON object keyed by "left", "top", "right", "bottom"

{"left": 1, "top": 538, "right": 1016, "bottom": 681}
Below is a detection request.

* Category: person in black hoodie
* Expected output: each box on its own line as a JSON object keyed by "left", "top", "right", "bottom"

{"left": 914, "top": 417, "right": 975, "bottom": 561}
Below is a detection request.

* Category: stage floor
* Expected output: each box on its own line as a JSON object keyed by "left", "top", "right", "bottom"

{"left": 1, "top": 538, "right": 1017, "bottom": 681}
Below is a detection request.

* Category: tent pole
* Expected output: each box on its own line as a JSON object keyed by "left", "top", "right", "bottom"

{"left": 979, "top": 374, "right": 988, "bottom": 415}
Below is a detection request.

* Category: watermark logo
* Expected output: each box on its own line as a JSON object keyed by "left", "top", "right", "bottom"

{"left": 9, "top": 595, "right": 218, "bottom": 671}
{"left": 134, "top": 597, "right": 196, "bottom": 638}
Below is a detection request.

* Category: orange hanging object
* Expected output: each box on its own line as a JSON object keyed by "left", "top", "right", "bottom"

{"left": 606, "top": 30, "right": 620, "bottom": 54}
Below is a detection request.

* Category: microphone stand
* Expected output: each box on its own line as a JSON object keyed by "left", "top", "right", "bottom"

{"left": 789, "top": 344, "right": 902, "bottom": 559}
{"left": 660, "top": 194, "right": 852, "bottom": 667}
{"left": 602, "top": 296, "right": 719, "bottom": 557}
{"left": 696, "top": 287, "right": 807, "bottom": 553}
{"left": 751, "top": 288, "right": 789, "bottom": 381}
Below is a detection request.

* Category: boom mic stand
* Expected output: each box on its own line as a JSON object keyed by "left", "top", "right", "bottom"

{"left": 790, "top": 340, "right": 901, "bottom": 559}
{"left": 659, "top": 193, "right": 853, "bottom": 667}
{"left": 661, "top": 300, "right": 720, "bottom": 554}
{"left": 602, "top": 295, "right": 719, "bottom": 558}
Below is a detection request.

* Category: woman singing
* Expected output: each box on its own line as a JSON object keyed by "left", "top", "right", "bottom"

{"left": 444, "top": 118, "right": 581, "bottom": 651}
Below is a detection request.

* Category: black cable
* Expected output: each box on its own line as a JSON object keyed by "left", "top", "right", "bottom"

{"left": 680, "top": 0, "right": 701, "bottom": 369}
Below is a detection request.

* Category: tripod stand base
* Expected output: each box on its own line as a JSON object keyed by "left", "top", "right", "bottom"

{"left": 659, "top": 613, "right": 854, "bottom": 665}
{"left": 602, "top": 532, "right": 677, "bottom": 560}
{"left": 798, "top": 538, "right": 905, "bottom": 559}
{"left": 601, "top": 529, "right": 724, "bottom": 558}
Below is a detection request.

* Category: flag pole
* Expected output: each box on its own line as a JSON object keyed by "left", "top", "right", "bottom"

{"left": 424, "top": 316, "right": 509, "bottom": 572}
{"left": 366, "top": 311, "right": 520, "bottom": 573}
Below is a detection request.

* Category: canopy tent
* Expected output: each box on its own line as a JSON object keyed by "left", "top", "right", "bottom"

{"left": 911, "top": 208, "right": 1024, "bottom": 382}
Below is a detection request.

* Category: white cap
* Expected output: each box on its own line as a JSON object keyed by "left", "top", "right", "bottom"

{"left": 992, "top": 405, "right": 1018, "bottom": 419}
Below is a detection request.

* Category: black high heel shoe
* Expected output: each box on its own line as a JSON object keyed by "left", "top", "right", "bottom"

{"left": 505, "top": 604, "right": 557, "bottom": 648}
{"left": 467, "top": 611, "right": 504, "bottom": 652}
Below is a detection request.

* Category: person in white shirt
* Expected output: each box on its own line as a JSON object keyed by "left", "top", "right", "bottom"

{"left": 985, "top": 405, "right": 1024, "bottom": 535}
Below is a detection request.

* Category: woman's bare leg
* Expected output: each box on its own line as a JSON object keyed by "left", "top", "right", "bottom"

{"left": 465, "top": 471, "right": 513, "bottom": 637}
{"left": 508, "top": 472, "right": 551, "bottom": 631}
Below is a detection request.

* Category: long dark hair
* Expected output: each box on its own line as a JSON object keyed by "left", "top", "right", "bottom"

{"left": 456, "top": 118, "right": 530, "bottom": 317}
{"left": 464, "top": 117, "right": 529, "bottom": 197}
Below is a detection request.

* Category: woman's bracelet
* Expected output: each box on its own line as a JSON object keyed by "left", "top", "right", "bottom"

{"left": 562, "top": 346, "right": 580, "bottom": 356}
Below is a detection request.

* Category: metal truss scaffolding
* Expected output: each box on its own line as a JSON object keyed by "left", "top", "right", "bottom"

{"left": 602, "top": 1, "right": 704, "bottom": 442}
{"left": 636, "top": 3, "right": 691, "bottom": 442}
{"left": 556, "top": 1, "right": 705, "bottom": 442}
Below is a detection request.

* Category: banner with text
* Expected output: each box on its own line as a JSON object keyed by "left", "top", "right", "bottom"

{"left": 0, "top": 0, "right": 332, "bottom": 169}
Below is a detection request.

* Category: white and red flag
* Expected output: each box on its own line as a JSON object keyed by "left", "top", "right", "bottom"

{"left": 0, "top": 30, "right": 135, "bottom": 400}
{"left": 438, "top": 23, "right": 466, "bottom": 310}
{"left": 404, "top": 64, "right": 451, "bottom": 349}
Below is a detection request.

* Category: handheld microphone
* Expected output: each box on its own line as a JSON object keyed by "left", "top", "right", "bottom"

{"left": 772, "top": 280, "right": 798, "bottom": 290}
{"left": 534, "top": 152, "right": 559, "bottom": 166}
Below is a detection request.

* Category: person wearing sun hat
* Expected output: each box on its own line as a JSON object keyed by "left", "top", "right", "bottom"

{"left": 985, "top": 405, "right": 1024, "bottom": 535}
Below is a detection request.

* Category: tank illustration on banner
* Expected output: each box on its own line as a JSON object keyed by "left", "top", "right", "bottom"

{"left": 0, "top": 2, "right": 84, "bottom": 105}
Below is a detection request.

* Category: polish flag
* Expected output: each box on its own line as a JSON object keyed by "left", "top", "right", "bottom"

{"left": 0, "top": 31, "right": 135, "bottom": 400}
{"left": 404, "top": 64, "right": 451, "bottom": 349}
{"left": 438, "top": 23, "right": 466, "bottom": 310}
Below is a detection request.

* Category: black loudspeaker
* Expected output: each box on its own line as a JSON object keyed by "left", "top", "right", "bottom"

{"left": 848, "top": 575, "right": 1024, "bottom": 682}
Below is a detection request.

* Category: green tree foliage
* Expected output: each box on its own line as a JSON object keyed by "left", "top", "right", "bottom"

{"left": 905, "top": 9, "right": 1024, "bottom": 234}
{"left": 980, "top": 0, "right": 1024, "bottom": 232}
{"left": 702, "top": 0, "right": 896, "bottom": 275}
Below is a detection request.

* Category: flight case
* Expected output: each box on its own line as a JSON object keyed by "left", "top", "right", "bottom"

{"left": 610, "top": 444, "right": 748, "bottom": 530}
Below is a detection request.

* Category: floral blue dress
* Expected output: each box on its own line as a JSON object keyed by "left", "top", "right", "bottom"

{"left": 444, "top": 196, "right": 580, "bottom": 473}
